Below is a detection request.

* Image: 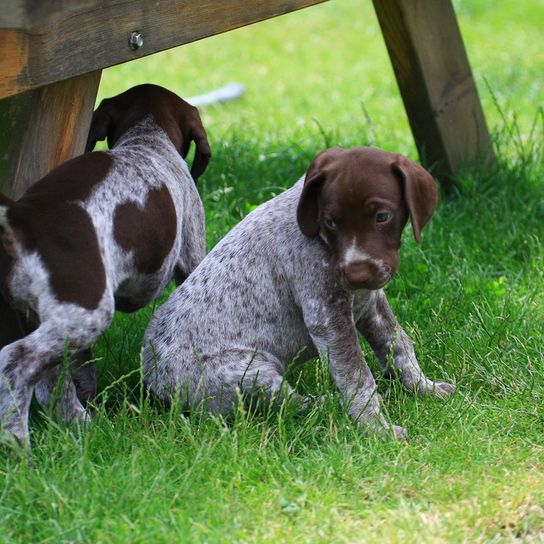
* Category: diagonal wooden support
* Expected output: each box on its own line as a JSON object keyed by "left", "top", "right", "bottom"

{"left": 372, "top": 0, "right": 495, "bottom": 186}
{"left": 0, "top": 70, "right": 101, "bottom": 198}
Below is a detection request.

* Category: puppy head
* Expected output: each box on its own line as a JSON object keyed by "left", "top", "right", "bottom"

{"left": 86, "top": 84, "right": 211, "bottom": 181}
{"left": 297, "top": 147, "right": 438, "bottom": 290}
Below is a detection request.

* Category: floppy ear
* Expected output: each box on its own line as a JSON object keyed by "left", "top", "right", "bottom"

{"left": 86, "top": 102, "right": 112, "bottom": 152}
{"left": 392, "top": 155, "right": 439, "bottom": 243}
{"left": 173, "top": 106, "right": 211, "bottom": 182}
{"left": 296, "top": 163, "right": 326, "bottom": 237}
{"left": 188, "top": 119, "right": 211, "bottom": 182}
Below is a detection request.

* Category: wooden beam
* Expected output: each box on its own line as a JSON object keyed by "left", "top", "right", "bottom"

{"left": 0, "top": 71, "right": 101, "bottom": 198}
{"left": 0, "top": 0, "right": 326, "bottom": 100}
{"left": 372, "top": 0, "right": 494, "bottom": 184}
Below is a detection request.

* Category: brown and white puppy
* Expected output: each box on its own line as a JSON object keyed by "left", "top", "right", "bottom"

{"left": 0, "top": 84, "right": 210, "bottom": 447}
{"left": 143, "top": 147, "right": 454, "bottom": 439}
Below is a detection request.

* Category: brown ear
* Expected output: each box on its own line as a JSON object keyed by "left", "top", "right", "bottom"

{"left": 187, "top": 115, "right": 211, "bottom": 182}
{"left": 173, "top": 105, "right": 211, "bottom": 182}
{"left": 392, "top": 155, "right": 439, "bottom": 243}
{"left": 86, "top": 101, "right": 112, "bottom": 152}
{"left": 296, "top": 165, "right": 326, "bottom": 237}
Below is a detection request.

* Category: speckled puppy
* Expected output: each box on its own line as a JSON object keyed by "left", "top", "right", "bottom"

{"left": 143, "top": 147, "right": 454, "bottom": 438}
{"left": 0, "top": 84, "right": 210, "bottom": 447}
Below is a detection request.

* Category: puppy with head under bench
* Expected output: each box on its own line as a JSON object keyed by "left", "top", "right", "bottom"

{"left": 0, "top": 84, "right": 210, "bottom": 448}
{"left": 143, "top": 146, "right": 454, "bottom": 438}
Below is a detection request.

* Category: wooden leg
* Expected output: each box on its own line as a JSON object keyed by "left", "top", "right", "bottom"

{"left": 0, "top": 70, "right": 101, "bottom": 198}
{"left": 372, "top": 0, "right": 495, "bottom": 186}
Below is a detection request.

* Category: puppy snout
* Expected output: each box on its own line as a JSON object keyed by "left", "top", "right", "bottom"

{"left": 344, "top": 261, "right": 373, "bottom": 285}
{"left": 338, "top": 260, "right": 390, "bottom": 290}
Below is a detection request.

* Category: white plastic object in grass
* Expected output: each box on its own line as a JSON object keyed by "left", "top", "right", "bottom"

{"left": 186, "top": 83, "right": 245, "bottom": 107}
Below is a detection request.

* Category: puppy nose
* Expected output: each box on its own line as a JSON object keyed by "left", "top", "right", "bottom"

{"left": 341, "top": 261, "right": 374, "bottom": 288}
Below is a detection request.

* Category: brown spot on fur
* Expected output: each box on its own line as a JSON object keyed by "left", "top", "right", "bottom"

{"left": 21, "top": 152, "right": 113, "bottom": 203}
{"left": 113, "top": 185, "right": 177, "bottom": 274}
{"left": 6, "top": 153, "right": 112, "bottom": 310}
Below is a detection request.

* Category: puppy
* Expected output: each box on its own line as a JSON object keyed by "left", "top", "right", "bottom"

{"left": 143, "top": 147, "right": 454, "bottom": 438}
{"left": 0, "top": 84, "right": 210, "bottom": 447}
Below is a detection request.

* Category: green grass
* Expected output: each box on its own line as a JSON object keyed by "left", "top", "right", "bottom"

{"left": 1, "top": 0, "right": 544, "bottom": 542}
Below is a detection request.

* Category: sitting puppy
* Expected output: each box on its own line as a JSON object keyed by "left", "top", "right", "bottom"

{"left": 0, "top": 84, "right": 210, "bottom": 447}
{"left": 143, "top": 147, "right": 454, "bottom": 438}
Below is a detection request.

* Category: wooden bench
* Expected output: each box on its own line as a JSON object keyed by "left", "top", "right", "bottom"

{"left": 0, "top": 0, "right": 494, "bottom": 197}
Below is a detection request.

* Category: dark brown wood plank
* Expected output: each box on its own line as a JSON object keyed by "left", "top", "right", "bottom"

{"left": 0, "top": 0, "right": 326, "bottom": 100}
{"left": 372, "top": 0, "right": 494, "bottom": 184}
{"left": 0, "top": 71, "right": 101, "bottom": 197}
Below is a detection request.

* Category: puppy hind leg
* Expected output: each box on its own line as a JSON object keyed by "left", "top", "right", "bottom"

{"left": 0, "top": 307, "right": 111, "bottom": 446}
{"left": 70, "top": 349, "right": 97, "bottom": 406}
{"left": 34, "top": 348, "right": 96, "bottom": 425}
{"left": 0, "top": 325, "right": 72, "bottom": 446}
{"left": 219, "top": 353, "right": 313, "bottom": 414}
{"left": 34, "top": 364, "right": 88, "bottom": 424}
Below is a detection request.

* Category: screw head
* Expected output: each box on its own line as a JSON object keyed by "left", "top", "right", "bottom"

{"left": 129, "top": 31, "right": 144, "bottom": 50}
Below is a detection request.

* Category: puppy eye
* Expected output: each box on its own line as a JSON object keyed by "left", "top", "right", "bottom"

{"left": 324, "top": 217, "right": 337, "bottom": 230}
{"left": 376, "top": 211, "right": 392, "bottom": 224}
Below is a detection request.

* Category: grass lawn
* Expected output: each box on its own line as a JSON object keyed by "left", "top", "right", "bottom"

{"left": 1, "top": 0, "right": 543, "bottom": 542}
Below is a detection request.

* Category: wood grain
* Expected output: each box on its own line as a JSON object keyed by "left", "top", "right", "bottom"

{"left": 0, "top": 71, "right": 101, "bottom": 198}
{"left": 372, "top": 0, "right": 494, "bottom": 183}
{"left": 0, "top": 0, "right": 326, "bottom": 99}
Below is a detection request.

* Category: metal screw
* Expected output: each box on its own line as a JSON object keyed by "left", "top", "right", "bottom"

{"left": 129, "top": 31, "right": 144, "bottom": 50}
